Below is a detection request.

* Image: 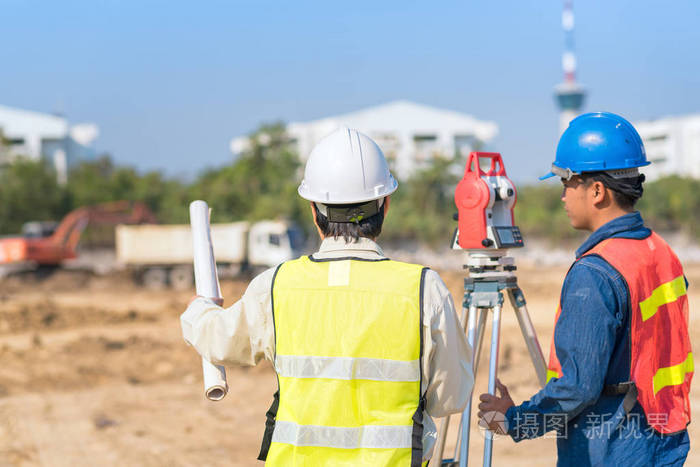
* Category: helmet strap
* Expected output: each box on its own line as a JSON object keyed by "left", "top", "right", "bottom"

{"left": 604, "top": 168, "right": 639, "bottom": 179}
{"left": 583, "top": 171, "right": 645, "bottom": 199}
{"left": 315, "top": 198, "right": 384, "bottom": 224}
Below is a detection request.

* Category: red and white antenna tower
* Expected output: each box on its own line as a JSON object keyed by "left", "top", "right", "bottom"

{"left": 555, "top": 0, "right": 586, "bottom": 134}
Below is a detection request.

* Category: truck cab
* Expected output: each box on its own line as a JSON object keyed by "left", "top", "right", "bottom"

{"left": 247, "top": 220, "right": 306, "bottom": 269}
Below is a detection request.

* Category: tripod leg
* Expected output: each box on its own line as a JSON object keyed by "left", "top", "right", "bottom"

{"left": 455, "top": 304, "right": 480, "bottom": 467}
{"left": 456, "top": 306, "right": 489, "bottom": 466}
{"left": 431, "top": 418, "right": 450, "bottom": 466}
{"left": 507, "top": 288, "right": 547, "bottom": 387}
{"left": 482, "top": 303, "right": 503, "bottom": 467}
{"left": 473, "top": 308, "right": 488, "bottom": 376}
{"left": 431, "top": 304, "right": 472, "bottom": 466}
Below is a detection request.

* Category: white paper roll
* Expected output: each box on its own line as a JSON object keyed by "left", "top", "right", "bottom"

{"left": 189, "top": 200, "right": 228, "bottom": 401}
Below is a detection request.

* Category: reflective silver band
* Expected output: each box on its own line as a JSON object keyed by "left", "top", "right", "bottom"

{"left": 275, "top": 355, "right": 420, "bottom": 382}
{"left": 551, "top": 164, "right": 579, "bottom": 181}
{"left": 272, "top": 420, "right": 413, "bottom": 449}
{"left": 552, "top": 164, "right": 640, "bottom": 180}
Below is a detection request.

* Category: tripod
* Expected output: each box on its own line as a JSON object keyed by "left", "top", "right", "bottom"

{"left": 431, "top": 251, "right": 547, "bottom": 467}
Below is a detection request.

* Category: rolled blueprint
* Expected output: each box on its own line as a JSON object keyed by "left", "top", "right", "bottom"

{"left": 189, "top": 200, "right": 228, "bottom": 401}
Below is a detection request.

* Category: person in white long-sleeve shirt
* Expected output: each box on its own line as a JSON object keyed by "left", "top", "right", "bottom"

{"left": 181, "top": 128, "right": 473, "bottom": 466}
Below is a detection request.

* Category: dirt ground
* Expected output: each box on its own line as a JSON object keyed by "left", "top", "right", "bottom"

{"left": 0, "top": 262, "right": 698, "bottom": 466}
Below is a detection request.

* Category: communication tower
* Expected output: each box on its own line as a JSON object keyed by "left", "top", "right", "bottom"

{"left": 555, "top": 0, "right": 586, "bottom": 134}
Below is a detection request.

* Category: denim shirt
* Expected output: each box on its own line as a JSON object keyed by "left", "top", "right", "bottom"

{"left": 504, "top": 212, "right": 690, "bottom": 466}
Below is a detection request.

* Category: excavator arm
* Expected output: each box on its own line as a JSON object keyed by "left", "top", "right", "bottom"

{"left": 0, "top": 201, "right": 157, "bottom": 266}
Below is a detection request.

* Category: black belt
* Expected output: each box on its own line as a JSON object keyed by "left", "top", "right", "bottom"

{"left": 603, "top": 381, "right": 638, "bottom": 414}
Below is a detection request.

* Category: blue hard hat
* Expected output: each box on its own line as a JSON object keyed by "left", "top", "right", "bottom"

{"left": 540, "top": 112, "right": 649, "bottom": 180}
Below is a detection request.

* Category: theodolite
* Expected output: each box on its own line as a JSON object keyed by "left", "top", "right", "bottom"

{"left": 433, "top": 152, "right": 546, "bottom": 467}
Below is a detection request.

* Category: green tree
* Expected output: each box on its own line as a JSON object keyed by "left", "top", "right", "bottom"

{"left": 515, "top": 183, "right": 583, "bottom": 243}
{"left": 638, "top": 176, "right": 700, "bottom": 239}
{"left": 0, "top": 157, "right": 68, "bottom": 234}
{"left": 383, "top": 154, "right": 460, "bottom": 246}
{"left": 64, "top": 154, "right": 189, "bottom": 224}
{"left": 0, "top": 129, "right": 10, "bottom": 164}
{"left": 189, "top": 122, "right": 309, "bottom": 229}
{"left": 65, "top": 155, "right": 120, "bottom": 207}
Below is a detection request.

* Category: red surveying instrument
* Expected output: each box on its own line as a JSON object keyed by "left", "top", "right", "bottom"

{"left": 453, "top": 152, "right": 523, "bottom": 250}
{"left": 434, "top": 152, "right": 545, "bottom": 467}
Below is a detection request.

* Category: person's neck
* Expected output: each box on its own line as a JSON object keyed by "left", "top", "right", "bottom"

{"left": 589, "top": 207, "right": 633, "bottom": 232}
{"left": 317, "top": 234, "right": 377, "bottom": 242}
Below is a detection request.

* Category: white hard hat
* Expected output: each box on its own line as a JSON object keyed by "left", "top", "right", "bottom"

{"left": 298, "top": 127, "right": 398, "bottom": 204}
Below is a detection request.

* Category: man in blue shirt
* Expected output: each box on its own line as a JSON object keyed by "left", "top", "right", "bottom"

{"left": 478, "top": 112, "right": 692, "bottom": 466}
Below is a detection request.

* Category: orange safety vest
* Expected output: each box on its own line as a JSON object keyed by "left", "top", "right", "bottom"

{"left": 546, "top": 232, "right": 693, "bottom": 434}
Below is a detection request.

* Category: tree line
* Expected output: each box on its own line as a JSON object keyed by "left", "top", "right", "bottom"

{"left": 2, "top": 123, "right": 699, "bottom": 246}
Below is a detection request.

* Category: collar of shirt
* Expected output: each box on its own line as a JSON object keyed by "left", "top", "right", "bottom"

{"left": 575, "top": 211, "right": 651, "bottom": 259}
{"left": 311, "top": 236, "right": 387, "bottom": 260}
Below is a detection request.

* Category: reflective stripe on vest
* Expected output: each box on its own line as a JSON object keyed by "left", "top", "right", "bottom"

{"left": 640, "top": 276, "right": 687, "bottom": 322}
{"left": 546, "top": 369, "right": 560, "bottom": 384}
{"left": 547, "top": 232, "right": 692, "bottom": 434}
{"left": 653, "top": 352, "right": 694, "bottom": 396}
{"left": 546, "top": 304, "right": 564, "bottom": 384}
{"left": 264, "top": 255, "right": 427, "bottom": 466}
{"left": 272, "top": 420, "right": 414, "bottom": 449}
{"left": 275, "top": 355, "right": 420, "bottom": 382}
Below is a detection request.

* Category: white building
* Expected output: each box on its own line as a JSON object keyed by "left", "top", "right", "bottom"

{"left": 231, "top": 100, "right": 497, "bottom": 179}
{"left": 634, "top": 113, "right": 700, "bottom": 181}
{"left": 0, "top": 105, "right": 99, "bottom": 184}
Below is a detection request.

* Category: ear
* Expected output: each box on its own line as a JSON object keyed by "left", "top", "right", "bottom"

{"left": 590, "top": 180, "right": 607, "bottom": 207}
{"left": 383, "top": 196, "right": 391, "bottom": 216}
{"left": 310, "top": 202, "right": 325, "bottom": 240}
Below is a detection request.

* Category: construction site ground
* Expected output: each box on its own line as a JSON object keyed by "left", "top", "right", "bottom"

{"left": 0, "top": 263, "right": 698, "bottom": 466}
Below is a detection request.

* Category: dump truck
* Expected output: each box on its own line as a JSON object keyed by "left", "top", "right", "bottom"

{"left": 115, "top": 220, "right": 305, "bottom": 289}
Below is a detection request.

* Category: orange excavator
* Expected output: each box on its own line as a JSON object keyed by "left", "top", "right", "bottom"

{"left": 0, "top": 201, "right": 157, "bottom": 267}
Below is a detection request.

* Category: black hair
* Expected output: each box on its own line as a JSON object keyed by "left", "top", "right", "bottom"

{"left": 313, "top": 202, "right": 385, "bottom": 242}
{"left": 580, "top": 171, "right": 645, "bottom": 210}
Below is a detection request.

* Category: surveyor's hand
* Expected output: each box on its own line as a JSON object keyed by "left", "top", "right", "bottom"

{"left": 477, "top": 379, "right": 514, "bottom": 434}
{"left": 188, "top": 295, "right": 224, "bottom": 307}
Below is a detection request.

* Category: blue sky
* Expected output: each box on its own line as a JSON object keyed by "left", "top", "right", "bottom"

{"left": 2, "top": 0, "right": 699, "bottom": 183}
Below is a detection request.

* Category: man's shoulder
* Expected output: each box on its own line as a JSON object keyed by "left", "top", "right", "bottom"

{"left": 420, "top": 269, "right": 451, "bottom": 299}
{"left": 249, "top": 264, "right": 281, "bottom": 291}
{"left": 384, "top": 258, "right": 430, "bottom": 271}
{"left": 568, "top": 254, "right": 623, "bottom": 284}
{"left": 564, "top": 256, "right": 629, "bottom": 310}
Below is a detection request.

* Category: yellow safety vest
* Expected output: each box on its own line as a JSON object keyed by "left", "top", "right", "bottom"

{"left": 258, "top": 255, "right": 428, "bottom": 466}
